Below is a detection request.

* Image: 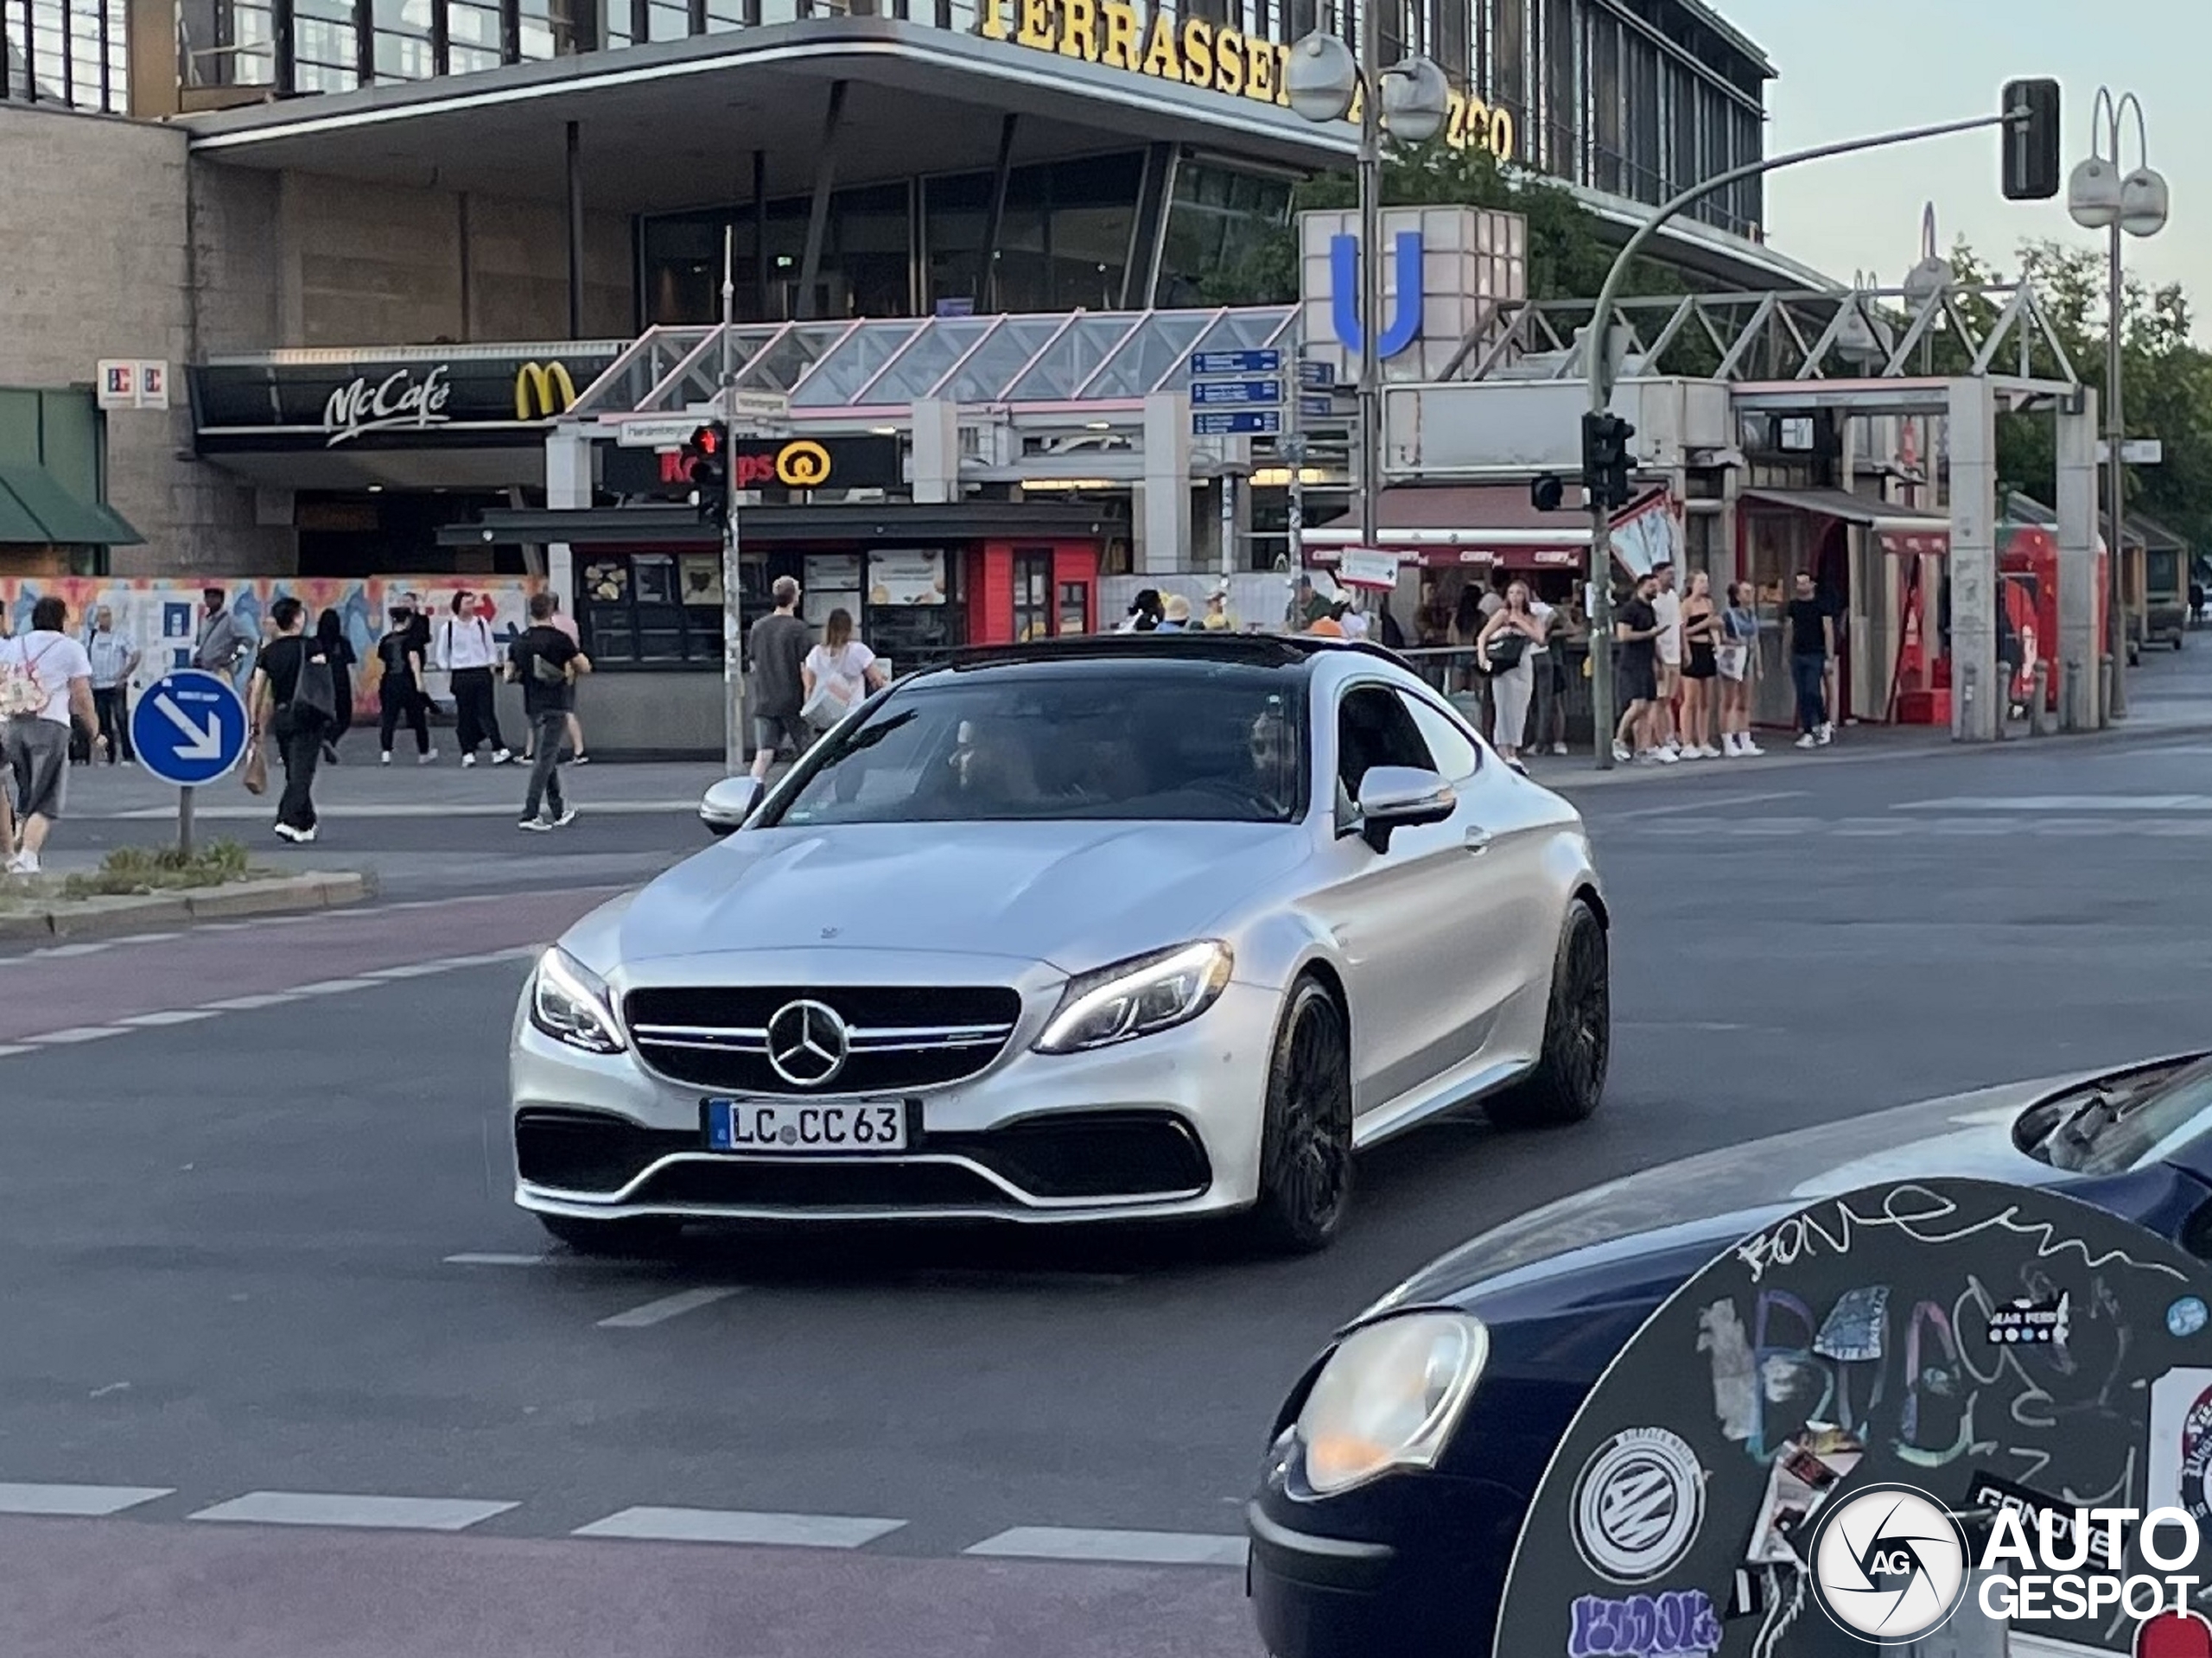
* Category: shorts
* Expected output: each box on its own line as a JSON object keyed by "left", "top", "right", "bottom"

{"left": 1656, "top": 658, "right": 1682, "bottom": 694}
{"left": 3, "top": 715, "right": 70, "bottom": 822}
{"left": 1682, "top": 645, "right": 1717, "bottom": 681}
{"left": 753, "top": 712, "right": 809, "bottom": 756}
{"left": 1619, "top": 657, "right": 1658, "bottom": 703}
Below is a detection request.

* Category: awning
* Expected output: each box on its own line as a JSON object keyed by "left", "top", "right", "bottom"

{"left": 1302, "top": 483, "right": 1669, "bottom": 573}
{"left": 0, "top": 465, "right": 143, "bottom": 547}
{"left": 438, "top": 499, "right": 1116, "bottom": 548}
{"left": 1738, "top": 486, "right": 1949, "bottom": 555}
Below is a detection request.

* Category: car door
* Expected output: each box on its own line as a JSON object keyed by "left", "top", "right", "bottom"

{"left": 1393, "top": 688, "right": 1561, "bottom": 1064}
{"left": 1300, "top": 678, "right": 1478, "bottom": 1116}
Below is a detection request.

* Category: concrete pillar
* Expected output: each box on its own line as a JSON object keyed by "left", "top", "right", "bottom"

{"left": 910, "top": 400, "right": 960, "bottom": 504}
{"left": 1947, "top": 377, "right": 1999, "bottom": 743}
{"left": 2055, "top": 390, "right": 2101, "bottom": 730}
{"left": 1138, "top": 392, "right": 1192, "bottom": 575}
{"left": 543, "top": 425, "right": 594, "bottom": 611}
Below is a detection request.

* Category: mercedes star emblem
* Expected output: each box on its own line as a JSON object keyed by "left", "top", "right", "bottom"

{"left": 765, "top": 998, "right": 850, "bottom": 1087}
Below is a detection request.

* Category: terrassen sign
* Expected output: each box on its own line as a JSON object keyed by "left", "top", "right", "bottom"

{"left": 976, "top": 0, "right": 1515, "bottom": 159}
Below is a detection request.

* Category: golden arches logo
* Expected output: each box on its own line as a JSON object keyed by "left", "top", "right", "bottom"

{"left": 514, "top": 361, "right": 578, "bottom": 420}
{"left": 775, "top": 441, "right": 832, "bottom": 488}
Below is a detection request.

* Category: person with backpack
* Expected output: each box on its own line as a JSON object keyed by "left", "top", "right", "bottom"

{"left": 437, "top": 590, "right": 512, "bottom": 768}
{"left": 505, "top": 592, "right": 587, "bottom": 831}
{"left": 0, "top": 595, "right": 98, "bottom": 876}
{"left": 247, "top": 597, "right": 337, "bottom": 844}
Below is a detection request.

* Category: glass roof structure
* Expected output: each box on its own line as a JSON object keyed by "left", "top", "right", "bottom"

{"left": 570, "top": 307, "right": 1300, "bottom": 417}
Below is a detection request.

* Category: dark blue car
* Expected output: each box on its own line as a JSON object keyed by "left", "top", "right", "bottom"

{"left": 1246, "top": 1051, "right": 2212, "bottom": 1658}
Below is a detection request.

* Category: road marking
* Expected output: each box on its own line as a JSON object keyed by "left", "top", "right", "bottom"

{"left": 0, "top": 1045, "right": 35, "bottom": 1058}
{"left": 1614, "top": 790, "right": 1806, "bottom": 820}
{"left": 1896, "top": 793, "right": 2212, "bottom": 812}
{"left": 289, "top": 978, "right": 389, "bottom": 996}
{"left": 200, "top": 993, "right": 296, "bottom": 1011}
{"left": 572, "top": 1508, "right": 905, "bottom": 1547}
{"left": 30, "top": 1026, "right": 130, "bottom": 1044}
{"left": 40, "top": 943, "right": 115, "bottom": 958}
{"left": 443, "top": 1253, "right": 552, "bottom": 1267}
{"left": 962, "top": 1527, "right": 1247, "bottom": 1567}
{"left": 99, "top": 800, "right": 703, "bottom": 823}
{"left": 114, "top": 1009, "right": 221, "bottom": 1028}
{"left": 188, "top": 1492, "right": 518, "bottom": 1531}
{"left": 595, "top": 1287, "right": 741, "bottom": 1329}
{"left": 0, "top": 1483, "right": 174, "bottom": 1516}
{"left": 363, "top": 961, "right": 471, "bottom": 980}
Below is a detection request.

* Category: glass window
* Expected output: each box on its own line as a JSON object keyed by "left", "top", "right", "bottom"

{"left": 796, "top": 321, "right": 925, "bottom": 406}
{"left": 518, "top": 0, "right": 575, "bottom": 55}
{"left": 447, "top": 0, "right": 504, "bottom": 71}
{"left": 863, "top": 317, "right": 996, "bottom": 402}
{"left": 760, "top": 664, "right": 1310, "bottom": 827}
{"left": 580, "top": 553, "right": 721, "bottom": 666}
{"left": 935, "top": 316, "right": 1067, "bottom": 403}
{"left": 1397, "top": 691, "right": 1482, "bottom": 780}
{"left": 1084, "top": 313, "right": 1214, "bottom": 398}
{"left": 1491, "top": 0, "right": 1525, "bottom": 122}
{"left": 1433, "top": 0, "right": 1466, "bottom": 83}
{"left": 923, "top": 168, "right": 992, "bottom": 314}
{"left": 1153, "top": 160, "right": 1292, "bottom": 308}
{"left": 1004, "top": 314, "right": 1144, "bottom": 399}
{"left": 371, "top": 0, "right": 434, "bottom": 77}
{"left": 1335, "top": 683, "right": 1436, "bottom": 819}
{"left": 1013, "top": 550, "right": 1052, "bottom": 643}
{"left": 294, "top": 0, "right": 359, "bottom": 87}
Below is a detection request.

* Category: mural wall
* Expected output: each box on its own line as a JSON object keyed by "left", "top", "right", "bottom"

{"left": 0, "top": 576, "right": 545, "bottom": 719}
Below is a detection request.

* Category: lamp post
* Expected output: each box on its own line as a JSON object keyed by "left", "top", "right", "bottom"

{"left": 2067, "top": 87, "right": 2170, "bottom": 722}
{"left": 1283, "top": 22, "right": 1450, "bottom": 557}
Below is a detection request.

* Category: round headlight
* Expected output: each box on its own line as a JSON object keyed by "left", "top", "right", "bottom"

{"left": 1294, "top": 1312, "right": 1489, "bottom": 1497}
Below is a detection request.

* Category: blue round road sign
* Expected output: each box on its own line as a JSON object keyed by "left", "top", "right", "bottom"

{"left": 130, "top": 669, "right": 251, "bottom": 788}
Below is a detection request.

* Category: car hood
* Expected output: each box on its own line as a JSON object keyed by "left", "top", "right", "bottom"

{"left": 1370, "top": 1071, "right": 2095, "bottom": 1321}
{"left": 587, "top": 819, "right": 1308, "bottom": 972}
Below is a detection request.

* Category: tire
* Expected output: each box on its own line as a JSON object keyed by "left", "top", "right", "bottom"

{"left": 1484, "top": 898, "right": 1610, "bottom": 1131}
{"left": 1248, "top": 977, "right": 1355, "bottom": 1255}
{"left": 535, "top": 1211, "right": 684, "bottom": 1256}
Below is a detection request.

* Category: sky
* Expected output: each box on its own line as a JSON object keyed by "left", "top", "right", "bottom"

{"left": 1723, "top": 0, "right": 2205, "bottom": 327}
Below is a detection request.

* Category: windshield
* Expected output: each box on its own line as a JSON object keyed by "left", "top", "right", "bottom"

{"left": 2017, "top": 1054, "right": 2212, "bottom": 1175}
{"left": 755, "top": 663, "right": 1309, "bottom": 828}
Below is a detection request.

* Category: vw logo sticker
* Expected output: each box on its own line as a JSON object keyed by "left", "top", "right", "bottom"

{"left": 1570, "top": 1427, "right": 1706, "bottom": 1585}
{"left": 765, "top": 998, "right": 850, "bottom": 1088}
{"left": 1807, "top": 1482, "right": 1969, "bottom": 1645}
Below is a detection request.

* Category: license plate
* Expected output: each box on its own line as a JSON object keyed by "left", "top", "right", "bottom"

{"left": 704, "top": 1098, "right": 908, "bottom": 1153}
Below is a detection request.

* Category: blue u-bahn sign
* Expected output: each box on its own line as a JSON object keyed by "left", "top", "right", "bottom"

{"left": 1328, "top": 231, "right": 1425, "bottom": 361}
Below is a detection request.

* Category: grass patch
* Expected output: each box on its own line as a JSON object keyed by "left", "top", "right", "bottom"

{"left": 60, "top": 841, "right": 267, "bottom": 899}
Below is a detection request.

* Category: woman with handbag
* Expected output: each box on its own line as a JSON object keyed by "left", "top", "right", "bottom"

{"left": 799, "top": 608, "right": 888, "bottom": 733}
{"left": 247, "top": 597, "right": 336, "bottom": 844}
{"left": 1475, "top": 581, "right": 1545, "bottom": 764}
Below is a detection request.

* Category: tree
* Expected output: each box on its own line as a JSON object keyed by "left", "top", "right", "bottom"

{"left": 1198, "top": 140, "right": 1683, "bottom": 308}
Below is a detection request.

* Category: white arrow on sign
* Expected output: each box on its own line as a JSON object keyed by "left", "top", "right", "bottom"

{"left": 156, "top": 694, "right": 226, "bottom": 761}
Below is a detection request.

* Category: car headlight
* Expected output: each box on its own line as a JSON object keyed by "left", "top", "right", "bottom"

{"left": 1294, "top": 1312, "right": 1489, "bottom": 1496}
{"left": 529, "top": 947, "right": 626, "bottom": 1055}
{"left": 1033, "top": 941, "right": 1233, "bottom": 1054}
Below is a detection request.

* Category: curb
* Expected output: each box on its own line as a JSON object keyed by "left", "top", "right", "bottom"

{"left": 0, "top": 871, "right": 375, "bottom": 942}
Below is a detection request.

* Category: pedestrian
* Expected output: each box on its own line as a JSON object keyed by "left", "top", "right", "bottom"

{"left": 315, "top": 607, "right": 357, "bottom": 762}
{"left": 436, "top": 590, "right": 512, "bottom": 768}
{"left": 1521, "top": 583, "right": 1558, "bottom": 755}
{"left": 192, "top": 588, "right": 251, "bottom": 678}
{"left": 544, "top": 594, "right": 588, "bottom": 765}
{"left": 800, "top": 607, "right": 889, "bottom": 732}
{"left": 1202, "top": 583, "right": 1237, "bottom": 632}
{"left": 1476, "top": 581, "right": 1543, "bottom": 764}
{"left": 0, "top": 595, "right": 97, "bottom": 876}
{"left": 1124, "top": 589, "right": 1164, "bottom": 632}
{"left": 506, "top": 592, "right": 586, "bottom": 831}
{"left": 1785, "top": 570, "right": 1835, "bottom": 750}
{"left": 247, "top": 596, "right": 334, "bottom": 844}
{"left": 1336, "top": 594, "right": 1370, "bottom": 642}
{"left": 1538, "top": 591, "right": 1584, "bottom": 756}
{"left": 746, "top": 575, "right": 812, "bottom": 786}
{"left": 1676, "top": 569, "right": 1721, "bottom": 759}
{"left": 375, "top": 603, "right": 435, "bottom": 765}
{"left": 83, "top": 603, "right": 138, "bottom": 765}
{"left": 1611, "top": 572, "right": 1670, "bottom": 765}
{"left": 1156, "top": 594, "right": 1192, "bottom": 632}
{"left": 1649, "top": 560, "right": 1683, "bottom": 756}
{"left": 1716, "top": 581, "right": 1764, "bottom": 757}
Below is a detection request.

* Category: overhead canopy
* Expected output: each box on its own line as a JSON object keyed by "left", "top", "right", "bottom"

{"left": 1738, "top": 486, "right": 1949, "bottom": 556}
{"left": 439, "top": 499, "right": 1115, "bottom": 547}
{"left": 1301, "top": 483, "right": 1673, "bottom": 573}
{"left": 0, "top": 465, "right": 143, "bottom": 547}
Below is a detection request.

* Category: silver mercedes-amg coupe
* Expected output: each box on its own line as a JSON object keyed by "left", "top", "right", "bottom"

{"left": 506, "top": 633, "right": 1610, "bottom": 1255}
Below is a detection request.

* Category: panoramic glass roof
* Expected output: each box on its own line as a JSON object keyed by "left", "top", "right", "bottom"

{"left": 575, "top": 307, "right": 1300, "bottom": 415}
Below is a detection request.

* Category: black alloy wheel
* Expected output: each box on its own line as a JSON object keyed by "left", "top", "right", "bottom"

{"left": 1484, "top": 897, "right": 1610, "bottom": 1130}
{"left": 535, "top": 1211, "right": 685, "bottom": 1256}
{"left": 1249, "top": 977, "right": 1355, "bottom": 1255}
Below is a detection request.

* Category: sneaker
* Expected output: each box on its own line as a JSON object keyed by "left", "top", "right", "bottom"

{"left": 461, "top": 753, "right": 478, "bottom": 769}
{"left": 3, "top": 851, "right": 29, "bottom": 876}
{"left": 1654, "top": 746, "right": 1680, "bottom": 764}
{"left": 518, "top": 815, "right": 554, "bottom": 832}
{"left": 1550, "top": 743, "right": 1568, "bottom": 757}
{"left": 274, "top": 823, "right": 300, "bottom": 843}
{"left": 572, "top": 754, "right": 590, "bottom": 765}
{"left": 1611, "top": 740, "right": 1633, "bottom": 764}
{"left": 1698, "top": 744, "right": 1724, "bottom": 759}
{"left": 551, "top": 808, "right": 577, "bottom": 828}
{"left": 419, "top": 749, "right": 439, "bottom": 765}
{"left": 1678, "top": 745, "right": 1703, "bottom": 760}
{"left": 1796, "top": 734, "right": 1818, "bottom": 749}
{"left": 1741, "top": 738, "right": 1764, "bottom": 756}
{"left": 1816, "top": 722, "right": 1834, "bottom": 746}
{"left": 493, "top": 749, "right": 514, "bottom": 765}
{"left": 380, "top": 752, "right": 392, "bottom": 766}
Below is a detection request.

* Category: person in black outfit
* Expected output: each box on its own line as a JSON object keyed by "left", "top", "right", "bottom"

{"left": 1785, "top": 569, "right": 1835, "bottom": 747}
{"left": 375, "top": 607, "right": 435, "bottom": 764}
{"left": 1611, "top": 572, "right": 1665, "bottom": 763}
{"left": 248, "top": 597, "right": 330, "bottom": 843}
{"left": 315, "top": 608, "right": 357, "bottom": 762}
{"left": 505, "top": 592, "right": 588, "bottom": 830}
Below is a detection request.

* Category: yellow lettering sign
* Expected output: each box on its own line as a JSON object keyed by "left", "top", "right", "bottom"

{"left": 1058, "top": 0, "right": 1097, "bottom": 61}
{"left": 1016, "top": 0, "right": 1053, "bottom": 50}
{"left": 1213, "top": 25, "right": 1245, "bottom": 95}
{"left": 978, "top": 0, "right": 1009, "bottom": 41}
{"left": 1097, "top": 0, "right": 1136, "bottom": 70}
{"left": 1179, "top": 16, "right": 1212, "bottom": 87}
{"left": 1139, "top": 10, "right": 1180, "bottom": 79}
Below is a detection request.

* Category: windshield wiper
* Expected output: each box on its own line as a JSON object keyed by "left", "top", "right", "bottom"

{"left": 2050, "top": 1089, "right": 2126, "bottom": 1160}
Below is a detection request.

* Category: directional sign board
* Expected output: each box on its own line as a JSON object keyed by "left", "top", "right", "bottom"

{"left": 1191, "top": 349, "right": 1281, "bottom": 378}
{"left": 131, "top": 669, "right": 250, "bottom": 788}
{"left": 1299, "top": 393, "right": 1338, "bottom": 419}
{"left": 1297, "top": 359, "right": 1335, "bottom": 389}
{"left": 1192, "top": 378, "right": 1285, "bottom": 407}
{"left": 1194, "top": 410, "right": 1281, "bottom": 437}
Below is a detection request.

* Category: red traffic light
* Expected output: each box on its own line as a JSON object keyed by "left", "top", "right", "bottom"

{"left": 689, "top": 424, "right": 721, "bottom": 455}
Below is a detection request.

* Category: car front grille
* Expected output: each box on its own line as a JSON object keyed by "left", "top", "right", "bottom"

{"left": 622, "top": 985, "right": 1023, "bottom": 1095}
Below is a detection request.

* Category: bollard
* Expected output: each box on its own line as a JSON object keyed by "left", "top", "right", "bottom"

{"left": 2031, "top": 661, "right": 2053, "bottom": 736}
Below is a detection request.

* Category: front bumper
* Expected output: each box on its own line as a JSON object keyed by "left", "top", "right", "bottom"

{"left": 505, "top": 977, "right": 1281, "bottom": 1226}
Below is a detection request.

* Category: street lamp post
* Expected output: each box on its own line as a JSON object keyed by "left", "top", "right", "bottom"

{"left": 1284, "top": 22, "right": 1449, "bottom": 556}
{"left": 2067, "top": 87, "right": 2170, "bottom": 722}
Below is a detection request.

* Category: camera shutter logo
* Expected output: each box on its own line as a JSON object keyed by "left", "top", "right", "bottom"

{"left": 1571, "top": 1428, "right": 1707, "bottom": 1584}
{"left": 1808, "top": 1483, "right": 1969, "bottom": 1644}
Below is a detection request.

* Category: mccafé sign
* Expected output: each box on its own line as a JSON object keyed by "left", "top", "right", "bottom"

{"left": 977, "top": 0, "right": 1514, "bottom": 157}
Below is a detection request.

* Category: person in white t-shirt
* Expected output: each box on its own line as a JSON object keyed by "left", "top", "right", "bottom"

{"left": 1649, "top": 560, "right": 1683, "bottom": 753}
{"left": 1523, "top": 589, "right": 1564, "bottom": 755}
{"left": 0, "top": 595, "right": 97, "bottom": 875}
{"left": 800, "top": 608, "right": 890, "bottom": 731}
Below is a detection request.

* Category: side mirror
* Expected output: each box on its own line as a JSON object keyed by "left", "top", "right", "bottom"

{"left": 700, "top": 776, "right": 762, "bottom": 837}
{"left": 1355, "top": 765, "right": 1456, "bottom": 852}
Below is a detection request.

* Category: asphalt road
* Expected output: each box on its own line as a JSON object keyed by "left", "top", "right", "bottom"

{"left": 7, "top": 692, "right": 2212, "bottom": 1656}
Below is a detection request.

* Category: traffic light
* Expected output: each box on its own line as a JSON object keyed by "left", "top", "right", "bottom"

{"left": 1580, "top": 411, "right": 1636, "bottom": 511}
{"left": 681, "top": 422, "right": 729, "bottom": 524}
{"left": 1529, "top": 473, "right": 1566, "bottom": 513}
{"left": 2001, "top": 78, "right": 2062, "bottom": 201}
